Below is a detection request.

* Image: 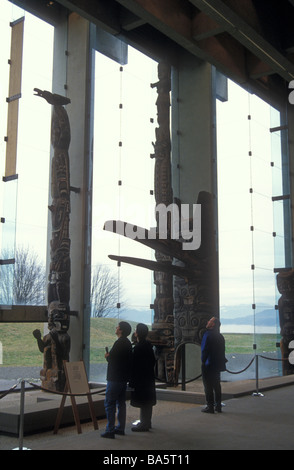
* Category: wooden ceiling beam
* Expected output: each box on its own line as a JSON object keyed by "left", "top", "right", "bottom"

{"left": 120, "top": 9, "right": 146, "bottom": 31}
{"left": 196, "top": 33, "right": 247, "bottom": 82}
{"left": 115, "top": 0, "right": 250, "bottom": 83}
{"left": 56, "top": 0, "right": 121, "bottom": 34}
{"left": 115, "top": 0, "right": 194, "bottom": 45}
{"left": 192, "top": 11, "right": 225, "bottom": 40}
{"left": 189, "top": 0, "right": 294, "bottom": 82}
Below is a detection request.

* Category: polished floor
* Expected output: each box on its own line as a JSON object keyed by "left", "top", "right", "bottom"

{"left": 1, "top": 377, "right": 294, "bottom": 451}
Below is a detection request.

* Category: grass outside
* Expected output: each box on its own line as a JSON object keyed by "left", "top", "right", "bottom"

{"left": 0, "top": 318, "right": 281, "bottom": 367}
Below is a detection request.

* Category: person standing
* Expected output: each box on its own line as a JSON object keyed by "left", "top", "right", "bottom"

{"left": 201, "top": 317, "right": 227, "bottom": 414}
{"left": 130, "top": 323, "right": 156, "bottom": 432}
{"left": 101, "top": 321, "right": 132, "bottom": 439}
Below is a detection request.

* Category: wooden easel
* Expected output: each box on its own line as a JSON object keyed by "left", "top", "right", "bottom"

{"left": 54, "top": 361, "right": 98, "bottom": 434}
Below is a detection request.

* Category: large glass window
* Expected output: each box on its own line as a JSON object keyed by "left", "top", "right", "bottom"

{"left": 0, "top": 1, "right": 53, "bottom": 307}
{"left": 0, "top": 1, "right": 53, "bottom": 374}
{"left": 90, "top": 47, "right": 158, "bottom": 381}
{"left": 217, "top": 79, "right": 289, "bottom": 380}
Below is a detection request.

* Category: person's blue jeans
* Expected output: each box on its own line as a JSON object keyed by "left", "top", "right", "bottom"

{"left": 104, "top": 381, "right": 127, "bottom": 433}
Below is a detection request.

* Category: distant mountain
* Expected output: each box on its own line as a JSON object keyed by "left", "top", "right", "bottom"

{"left": 220, "top": 306, "right": 277, "bottom": 327}
{"left": 113, "top": 305, "right": 278, "bottom": 328}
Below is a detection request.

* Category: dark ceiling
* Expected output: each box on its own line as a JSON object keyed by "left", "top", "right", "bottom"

{"left": 11, "top": 0, "right": 294, "bottom": 101}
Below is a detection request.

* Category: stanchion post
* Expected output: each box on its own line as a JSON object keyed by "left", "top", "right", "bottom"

{"left": 13, "top": 379, "right": 30, "bottom": 450}
{"left": 181, "top": 344, "right": 186, "bottom": 391}
{"left": 18, "top": 379, "right": 25, "bottom": 450}
{"left": 252, "top": 355, "right": 264, "bottom": 397}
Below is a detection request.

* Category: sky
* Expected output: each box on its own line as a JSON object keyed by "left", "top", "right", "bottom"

{"left": 0, "top": 0, "right": 287, "bottom": 333}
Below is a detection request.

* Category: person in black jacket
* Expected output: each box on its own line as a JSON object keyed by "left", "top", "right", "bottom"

{"left": 130, "top": 323, "right": 156, "bottom": 432}
{"left": 201, "top": 317, "right": 227, "bottom": 414}
{"left": 101, "top": 321, "right": 132, "bottom": 439}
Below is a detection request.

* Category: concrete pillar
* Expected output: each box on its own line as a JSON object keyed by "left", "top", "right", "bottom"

{"left": 171, "top": 53, "right": 219, "bottom": 376}
{"left": 172, "top": 54, "right": 217, "bottom": 204}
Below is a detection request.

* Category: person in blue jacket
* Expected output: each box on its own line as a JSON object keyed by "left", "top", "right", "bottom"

{"left": 201, "top": 317, "right": 227, "bottom": 414}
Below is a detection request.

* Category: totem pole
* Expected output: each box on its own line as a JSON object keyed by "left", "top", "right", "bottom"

{"left": 276, "top": 270, "right": 294, "bottom": 375}
{"left": 174, "top": 193, "right": 218, "bottom": 346}
{"left": 104, "top": 62, "right": 218, "bottom": 385}
{"left": 149, "top": 62, "right": 175, "bottom": 384}
{"left": 33, "top": 89, "right": 71, "bottom": 392}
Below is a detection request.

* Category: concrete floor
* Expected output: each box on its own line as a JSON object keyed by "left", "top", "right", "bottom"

{"left": 1, "top": 377, "right": 294, "bottom": 452}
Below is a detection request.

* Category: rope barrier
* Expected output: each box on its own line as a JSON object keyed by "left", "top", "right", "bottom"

{"left": 0, "top": 353, "right": 291, "bottom": 400}
{"left": 225, "top": 356, "right": 256, "bottom": 375}
{"left": 27, "top": 381, "right": 107, "bottom": 397}
{"left": 0, "top": 383, "right": 18, "bottom": 400}
{"left": 0, "top": 353, "right": 291, "bottom": 451}
{"left": 259, "top": 354, "right": 288, "bottom": 362}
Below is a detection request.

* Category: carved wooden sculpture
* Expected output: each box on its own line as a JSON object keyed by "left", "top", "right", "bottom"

{"left": 33, "top": 89, "right": 71, "bottom": 392}
{"left": 105, "top": 62, "right": 218, "bottom": 385}
{"left": 277, "top": 270, "right": 294, "bottom": 375}
{"left": 150, "top": 62, "right": 174, "bottom": 384}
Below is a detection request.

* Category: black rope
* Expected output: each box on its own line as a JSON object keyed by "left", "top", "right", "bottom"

{"left": 259, "top": 354, "right": 288, "bottom": 362}
{"left": 0, "top": 383, "right": 18, "bottom": 400}
{"left": 28, "top": 381, "right": 107, "bottom": 397}
{"left": 225, "top": 356, "right": 256, "bottom": 375}
{"left": 0, "top": 354, "right": 290, "bottom": 400}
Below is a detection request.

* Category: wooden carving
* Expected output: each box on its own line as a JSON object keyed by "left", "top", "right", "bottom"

{"left": 104, "top": 62, "right": 218, "bottom": 385}
{"left": 150, "top": 62, "right": 175, "bottom": 384}
{"left": 277, "top": 270, "right": 294, "bottom": 375}
{"left": 33, "top": 89, "right": 71, "bottom": 392}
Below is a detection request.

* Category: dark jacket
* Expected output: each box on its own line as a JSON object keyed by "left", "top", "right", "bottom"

{"left": 106, "top": 336, "right": 132, "bottom": 382}
{"left": 130, "top": 339, "right": 156, "bottom": 408}
{"left": 201, "top": 329, "right": 227, "bottom": 372}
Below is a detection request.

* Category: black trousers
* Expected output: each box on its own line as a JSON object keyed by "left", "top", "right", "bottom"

{"left": 202, "top": 365, "right": 222, "bottom": 409}
{"left": 140, "top": 404, "right": 153, "bottom": 428}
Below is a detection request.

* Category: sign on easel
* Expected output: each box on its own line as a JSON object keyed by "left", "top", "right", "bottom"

{"left": 54, "top": 361, "right": 98, "bottom": 434}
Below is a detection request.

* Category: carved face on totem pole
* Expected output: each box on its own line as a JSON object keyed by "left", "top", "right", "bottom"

{"left": 47, "top": 300, "right": 70, "bottom": 333}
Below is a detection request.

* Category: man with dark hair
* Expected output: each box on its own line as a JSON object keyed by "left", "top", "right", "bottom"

{"left": 101, "top": 321, "right": 132, "bottom": 439}
{"left": 130, "top": 323, "right": 156, "bottom": 432}
{"left": 201, "top": 317, "right": 227, "bottom": 414}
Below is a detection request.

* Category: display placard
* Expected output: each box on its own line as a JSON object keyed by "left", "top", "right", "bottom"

{"left": 54, "top": 361, "right": 98, "bottom": 434}
{"left": 65, "top": 361, "right": 90, "bottom": 395}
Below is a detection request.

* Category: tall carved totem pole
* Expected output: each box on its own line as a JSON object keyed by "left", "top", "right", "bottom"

{"left": 105, "top": 61, "right": 218, "bottom": 385}
{"left": 33, "top": 89, "right": 71, "bottom": 392}
{"left": 149, "top": 62, "right": 175, "bottom": 384}
{"left": 277, "top": 270, "right": 294, "bottom": 375}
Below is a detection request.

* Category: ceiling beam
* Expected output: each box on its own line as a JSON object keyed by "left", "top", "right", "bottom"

{"left": 115, "top": 0, "right": 250, "bottom": 83}
{"left": 115, "top": 0, "right": 195, "bottom": 48}
{"left": 120, "top": 9, "right": 146, "bottom": 31}
{"left": 192, "top": 11, "right": 225, "bottom": 40}
{"left": 189, "top": 0, "right": 294, "bottom": 82}
{"left": 56, "top": 0, "right": 121, "bottom": 34}
{"left": 52, "top": 0, "right": 294, "bottom": 96}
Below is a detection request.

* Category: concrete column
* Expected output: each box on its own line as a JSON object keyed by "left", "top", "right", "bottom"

{"left": 172, "top": 54, "right": 217, "bottom": 205}
{"left": 171, "top": 53, "right": 219, "bottom": 374}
